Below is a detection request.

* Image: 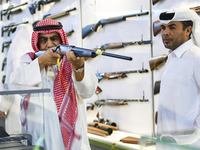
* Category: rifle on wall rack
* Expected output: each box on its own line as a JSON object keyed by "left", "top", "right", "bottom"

{"left": 1, "top": 21, "right": 29, "bottom": 37}
{"left": 2, "top": 40, "right": 12, "bottom": 52}
{"left": 82, "top": 11, "right": 149, "bottom": 39}
{"left": 96, "top": 39, "right": 152, "bottom": 51}
{"left": 2, "top": 58, "right": 7, "bottom": 71}
{"left": 95, "top": 98, "right": 149, "bottom": 107}
{"left": 96, "top": 68, "right": 148, "bottom": 82}
{"left": 0, "top": 2, "right": 28, "bottom": 21}
{"left": 32, "top": 8, "right": 76, "bottom": 26}
{"left": 28, "top": 0, "right": 60, "bottom": 15}
{"left": 152, "top": 0, "right": 162, "bottom": 5}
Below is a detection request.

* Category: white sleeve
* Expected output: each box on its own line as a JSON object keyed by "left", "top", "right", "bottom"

{"left": 10, "top": 54, "right": 46, "bottom": 86}
{"left": 72, "top": 61, "right": 98, "bottom": 99}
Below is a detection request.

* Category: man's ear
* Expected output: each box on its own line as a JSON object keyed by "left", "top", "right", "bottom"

{"left": 186, "top": 26, "right": 192, "bottom": 38}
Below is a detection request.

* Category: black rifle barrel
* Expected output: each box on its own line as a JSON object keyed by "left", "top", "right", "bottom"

{"left": 35, "top": 44, "right": 132, "bottom": 61}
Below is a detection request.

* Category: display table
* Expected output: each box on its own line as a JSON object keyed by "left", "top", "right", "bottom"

{"left": 88, "top": 131, "right": 156, "bottom": 150}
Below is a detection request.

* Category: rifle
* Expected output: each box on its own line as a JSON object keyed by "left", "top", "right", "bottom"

{"left": 34, "top": 44, "right": 132, "bottom": 61}
{"left": 154, "top": 80, "right": 161, "bottom": 95}
{"left": 86, "top": 103, "right": 95, "bottom": 110}
{"left": 29, "top": 0, "right": 60, "bottom": 15}
{"left": 96, "top": 39, "right": 152, "bottom": 51}
{"left": 87, "top": 126, "right": 109, "bottom": 136}
{"left": 65, "top": 29, "right": 74, "bottom": 37}
{"left": 43, "top": 7, "right": 76, "bottom": 19}
{"left": 0, "top": 2, "right": 28, "bottom": 21}
{"left": 1, "top": 21, "right": 29, "bottom": 37}
{"left": 2, "top": 40, "right": 12, "bottom": 52}
{"left": 96, "top": 68, "right": 148, "bottom": 82}
{"left": 149, "top": 54, "right": 168, "bottom": 71}
{"left": 82, "top": 11, "right": 149, "bottom": 39}
{"left": 190, "top": 6, "right": 200, "bottom": 14}
{"left": 95, "top": 98, "right": 149, "bottom": 107}
{"left": 2, "top": 57, "right": 7, "bottom": 71}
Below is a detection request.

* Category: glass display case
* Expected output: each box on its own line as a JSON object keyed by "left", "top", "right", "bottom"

{"left": 0, "top": 83, "right": 50, "bottom": 149}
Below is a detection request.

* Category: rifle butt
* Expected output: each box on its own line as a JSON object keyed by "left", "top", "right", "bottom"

{"left": 120, "top": 136, "right": 140, "bottom": 144}
{"left": 87, "top": 126, "right": 108, "bottom": 136}
{"left": 82, "top": 24, "right": 95, "bottom": 39}
{"left": 89, "top": 122, "right": 118, "bottom": 130}
{"left": 149, "top": 54, "right": 168, "bottom": 71}
{"left": 153, "top": 20, "right": 162, "bottom": 37}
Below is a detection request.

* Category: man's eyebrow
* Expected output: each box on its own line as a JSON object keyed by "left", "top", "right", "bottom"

{"left": 168, "top": 24, "right": 177, "bottom": 27}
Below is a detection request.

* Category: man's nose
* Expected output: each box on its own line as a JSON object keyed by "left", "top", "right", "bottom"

{"left": 46, "top": 39, "right": 54, "bottom": 48}
{"left": 162, "top": 28, "right": 170, "bottom": 36}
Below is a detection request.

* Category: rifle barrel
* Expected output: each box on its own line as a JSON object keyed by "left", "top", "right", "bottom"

{"left": 124, "top": 11, "right": 149, "bottom": 18}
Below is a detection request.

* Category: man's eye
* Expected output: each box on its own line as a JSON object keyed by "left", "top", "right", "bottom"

{"left": 41, "top": 38, "right": 47, "bottom": 43}
{"left": 51, "top": 37, "right": 58, "bottom": 41}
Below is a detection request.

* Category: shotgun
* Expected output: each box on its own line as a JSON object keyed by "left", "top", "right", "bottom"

{"left": 97, "top": 39, "right": 152, "bottom": 51}
{"left": 0, "top": 2, "right": 28, "bottom": 21}
{"left": 149, "top": 54, "right": 168, "bottom": 71}
{"left": 43, "top": 7, "right": 76, "bottom": 19}
{"left": 82, "top": 11, "right": 149, "bottom": 39}
{"left": 88, "top": 123, "right": 113, "bottom": 135}
{"left": 1, "top": 21, "right": 29, "bottom": 37}
{"left": 2, "top": 40, "right": 12, "bottom": 52}
{"left": 34, "top": 44, "right": 133, "bottom": 61}
{"left": 88, "top": 122, "right": 118, "bottom": 131}
{"left": 28, "top": 0, "right": 60, "bottom": 15}
{"left": 95, "top": 98, "right": 149, "bottom": 107}
{"left": 87, "top": 126, "right": 108, "bottom": 136}
{"left": 93, "top": 118, "right": 117, "bottom": 127}
{"left": 96, "top": 68, "right": 148, "bottom": 82}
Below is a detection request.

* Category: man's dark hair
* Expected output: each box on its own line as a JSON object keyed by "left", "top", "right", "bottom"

{"left": 181, "top": 21, "right": 193, "bottom": 38}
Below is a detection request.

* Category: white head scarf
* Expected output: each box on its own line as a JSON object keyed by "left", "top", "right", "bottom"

{"left": 159, "top": 7, "right": 200, "bottom": 47}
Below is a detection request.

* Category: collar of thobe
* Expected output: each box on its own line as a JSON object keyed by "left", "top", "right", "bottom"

{"left": 168, "top": 39, "right": 193, "bottom": 58}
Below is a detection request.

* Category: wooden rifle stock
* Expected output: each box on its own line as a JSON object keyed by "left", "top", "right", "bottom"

{"left": 149, "top": 54, "right": 168, "bottom": 71}
{"left": 152, "top": 0, "right": 161, "bottom": 5}
{"left": 87, "top": 126, "right": 108, "bottom": 136}
{"left": 120, "top": 136, "right": 140, "bottom": 144}
{"left": 153, "top": 20, "right": 162, "bottom": 37}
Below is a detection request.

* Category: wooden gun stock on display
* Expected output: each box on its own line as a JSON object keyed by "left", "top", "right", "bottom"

{"left": 120, "top": 136, "right": 140, "bottom": 144}
{"left": 149, "top": 54, "right": 168, "bottom": 71}
{"left": 154, "top": 80, "right": 161, "bottom": 95}
{"left": 96, "top": 68, "right": 148, "bottom": 82}
{"left": 2, "top": 40, "right": 11, "bottom": 52}
{"left": 82, "top": 11, "right": 149, "bottom": 39}
{"left": 153, "top": 20, "right": 162, "bottom": 37}
{"left": 88, "top": 123, "right": 113, "bottom": 135}
{"left": 93, "top": 118, "right": 117, "bottom": 127}
{"left": 190, "top": 6, "right": 200, "bottom": 14}
{"left": 152, "top": 0, "right": 162, "bottom": 5}
{"left": 87, "top": 126, "right": 109, "bottom": 136}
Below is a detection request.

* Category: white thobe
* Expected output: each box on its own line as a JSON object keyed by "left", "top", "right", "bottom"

{"left": 10, "top": 54, "right": 98, "bottom": 150}
{"left": 157, "top": 39, "right": 200, "bottom": 149}
{"left": 0, "top": 24, "right": 33, "bottom": 134}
